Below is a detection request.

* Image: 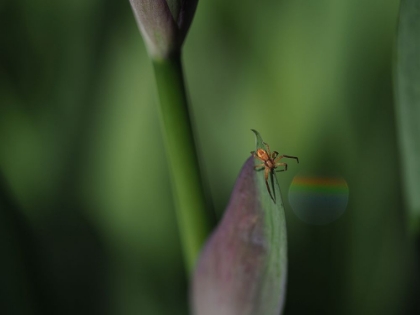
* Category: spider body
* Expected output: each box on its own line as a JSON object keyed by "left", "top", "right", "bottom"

{"left": 251, "top": 142, "right": 299, "bottom": 201}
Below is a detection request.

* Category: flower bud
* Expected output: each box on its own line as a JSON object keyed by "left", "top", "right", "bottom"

{"left": 129, "top": 0, "right": 198, "bottom": 59}
{"left": 191, "top": 157, "right": 288, "bottom": 315}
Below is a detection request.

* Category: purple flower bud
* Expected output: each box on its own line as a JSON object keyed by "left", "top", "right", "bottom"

{"left": 191, "top": 157, "right": 288, "bottom": 315}
{"left": 129, "top": 0, "right": 198, "bottom": 59}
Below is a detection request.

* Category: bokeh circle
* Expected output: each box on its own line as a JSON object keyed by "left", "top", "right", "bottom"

{"left": 288, "top": 174, "right": 349, "bottom": 225}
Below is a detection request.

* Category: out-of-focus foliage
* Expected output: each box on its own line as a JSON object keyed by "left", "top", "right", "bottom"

{"left": 395, "top": 0, "right": 420, "bottom": 232}
{"left": 0, "top": 0, "right": 419, "bottom": 314}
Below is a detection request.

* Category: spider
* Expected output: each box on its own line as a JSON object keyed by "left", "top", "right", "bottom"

{"left": 251, "top": 142, "right": 299, "bottom": 202}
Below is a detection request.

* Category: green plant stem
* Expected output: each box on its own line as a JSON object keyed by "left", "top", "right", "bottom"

{"left": 152, "top": 52, "right": 213, "bottom": 273}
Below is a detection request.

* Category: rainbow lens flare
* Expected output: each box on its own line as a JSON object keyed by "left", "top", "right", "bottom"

{"left": 288, "top": 175, "right": 349, "bottom": 225}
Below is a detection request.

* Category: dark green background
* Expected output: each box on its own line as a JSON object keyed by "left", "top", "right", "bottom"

{"left": 1, "top": 0, "right": 419, "bottom": 314}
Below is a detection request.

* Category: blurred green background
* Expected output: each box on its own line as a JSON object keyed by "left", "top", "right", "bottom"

{"left": 1, "top": 0, "right": 419, "bottom": 314}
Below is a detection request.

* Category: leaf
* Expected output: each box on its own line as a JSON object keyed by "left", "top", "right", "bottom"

{"left": 395, "top": 0, "right": 420, "bottom": 231}
{"left": 191, "top": 130, "right": 287, "bottom": 315}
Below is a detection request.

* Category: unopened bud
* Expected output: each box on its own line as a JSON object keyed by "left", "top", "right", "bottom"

{"left": 129, "top": 0, "right": 198, "bottom": 59}
{"left": 191, "top": 157, "right": 288, "bottom": 315}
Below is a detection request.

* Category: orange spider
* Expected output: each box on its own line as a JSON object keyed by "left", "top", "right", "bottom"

{"left": 251, "top": 142, "right": 299, "bottom": 201}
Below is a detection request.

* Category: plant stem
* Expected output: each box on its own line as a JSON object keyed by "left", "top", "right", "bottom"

{"left": 152, "top": 52, "right": 213, "bottom": 273}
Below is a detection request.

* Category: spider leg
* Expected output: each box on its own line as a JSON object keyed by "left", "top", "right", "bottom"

{"left": 254, "top": 164, "right": 265, "bottom": 171}
{"left": 272, "top": 151, "right": 279, "bottom": 159}
{"left": 264, "top": 167, "right": 274, "bottom": 201}
{"left": 274, "top": 154, "right": 299, "bottom": 164}
{"left": 263, "top": 142, "right": 272, "bottom": 156}
{"left": 275, "top": 162, "right": 288, "bottom": 172}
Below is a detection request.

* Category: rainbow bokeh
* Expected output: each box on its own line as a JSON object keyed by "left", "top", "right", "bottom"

{"left": 288, "top": 175, "right": 349, "bottom": 225}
